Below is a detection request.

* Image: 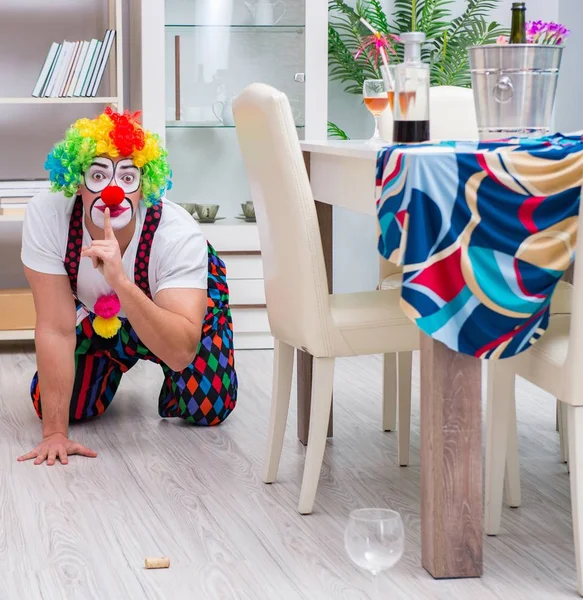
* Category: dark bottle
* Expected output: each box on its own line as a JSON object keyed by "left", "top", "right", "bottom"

{"left": 392, "top": 32, "right": 430, "bottom": 144}
{"left": 510, "top": 2, "right": 526, "bottom": 44}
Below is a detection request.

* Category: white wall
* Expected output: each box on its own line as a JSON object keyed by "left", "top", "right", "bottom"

{"left": 554, "top": 0, "right": 583, "bottom": 133}
{"left": 330, "top": 0, "right": 583, "bottom": 294}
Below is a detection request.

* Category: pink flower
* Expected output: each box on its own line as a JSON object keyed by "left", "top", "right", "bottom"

{"left": 496, "top": 35, "right": 509, "bottom": 45}
{"left": 525, "top": 20, "right": 570, "bottom": 45}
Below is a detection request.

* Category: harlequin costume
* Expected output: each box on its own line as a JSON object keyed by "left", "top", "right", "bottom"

{"left": 21, "top": 108, "right": 237, "bottom": 425}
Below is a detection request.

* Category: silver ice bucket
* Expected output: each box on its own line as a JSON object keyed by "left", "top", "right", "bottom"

{"left": 469, "top": 44, "right": 563, "bottom": 140}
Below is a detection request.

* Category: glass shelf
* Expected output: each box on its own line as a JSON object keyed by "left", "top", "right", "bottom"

{"left": 166, "top": 122, "right": 304, "bottom": 129}
{"left": 166, "top": 24, "right": 304, "bottom": 29}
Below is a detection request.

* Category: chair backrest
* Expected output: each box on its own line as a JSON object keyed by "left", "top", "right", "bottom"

{"left": 233, "top": 83, "right": 333, "bottom": 355}
{"left": 429, "top": 85, "right": 478, "bottom": 140}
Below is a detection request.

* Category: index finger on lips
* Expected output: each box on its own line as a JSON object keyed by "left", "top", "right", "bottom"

{"left": 104, "top": 208, "right": 115, "bottom": 240}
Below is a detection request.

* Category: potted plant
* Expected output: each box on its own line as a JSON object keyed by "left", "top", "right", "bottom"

{"left": 328, "top": 0, "right": 508, "bottom": 139}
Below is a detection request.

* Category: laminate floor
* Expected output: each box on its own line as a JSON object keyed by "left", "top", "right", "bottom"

{"left": 0, "top": 343, "right": 578, "bottom": 599}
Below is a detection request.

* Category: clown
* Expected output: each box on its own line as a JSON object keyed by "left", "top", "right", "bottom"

{"left": 18, "top": 108, "right": 237, "bottom": 466}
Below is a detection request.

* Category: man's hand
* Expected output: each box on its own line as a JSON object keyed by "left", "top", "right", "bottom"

{"left": 17, "top": 433, "right": 97, "bottom": 466}
{"left": 81, "top": 208, "right": 128, "bottom": 290}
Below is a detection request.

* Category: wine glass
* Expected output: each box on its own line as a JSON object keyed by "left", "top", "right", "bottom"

{"left": 345, "top": 508, "right": 404, "bottom": 599}
{"left": 363, "top": 78, "right": 390, "bottom": 142}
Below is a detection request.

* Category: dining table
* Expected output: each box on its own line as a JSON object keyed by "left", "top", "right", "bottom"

{"left": 297, "top": 135, "right": 583, "bottom": 581}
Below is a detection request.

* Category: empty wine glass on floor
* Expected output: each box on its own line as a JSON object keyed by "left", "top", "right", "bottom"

{"left": 363, "top": 78, "right": 390, "bottom": 142}
{"left": 345, "top": 508, "right": 404, "bottom": 599}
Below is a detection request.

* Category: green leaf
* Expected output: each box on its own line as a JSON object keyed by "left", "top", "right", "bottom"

{"left": 328, "top": 122, "right": 351, "bottom": 140}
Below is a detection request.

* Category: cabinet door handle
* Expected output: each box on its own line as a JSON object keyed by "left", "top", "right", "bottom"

{"left": 294, "top": 73, "right": 305, "bottom": 83}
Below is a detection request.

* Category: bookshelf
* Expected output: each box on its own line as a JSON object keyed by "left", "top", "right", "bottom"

{"left": 0, "top": 97, "right": 120, "bottom": 105}
{"left": 0, "top": 0, "right": 124, "bottom": 341}
{"left": 0, "top": 1, "right": 123, "bottom": 107}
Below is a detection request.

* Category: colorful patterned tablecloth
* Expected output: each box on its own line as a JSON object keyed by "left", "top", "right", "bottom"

{"left": 376, "top": 134, "right": 583, "bottom": 359}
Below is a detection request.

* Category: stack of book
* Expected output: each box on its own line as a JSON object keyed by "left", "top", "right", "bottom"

{"left": 31, "top": 30, "right": 116, "bottom": 99}
{"left": 0, "top": 181, "right": 51, "bottom": 218}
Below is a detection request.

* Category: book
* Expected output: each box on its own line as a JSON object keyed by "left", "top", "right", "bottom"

{"left": 74, "top": 39, "right": 99, "bottom": 97}
{"left": 88, "top": 29, "right": 115, "bottom": 97}
{"left": 91, "top": 29, "right": 116, "bottom": 97}
{"left": 58, "top": 41, "right": 80, "bottom": 97}
{"left": 41, "top": 43, "right": 63, "bottom": 97}
{"left": 80, "top": 39, "right": 103, "bottom": 97}
{"left": 68, "top": 40, "right": 89, "bottom": 97}
{"left": 63, "top": 42, "right": 88, "bottom": 98}
{"left": 32, "top": 42, "right": 60, "bottom": 98}
{"left": 49, "top": 41, "right": 74, "bottom": 98}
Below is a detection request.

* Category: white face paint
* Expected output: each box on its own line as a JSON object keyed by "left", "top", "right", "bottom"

{"left": 90, "top": 198, "right": 133, "bottom": 230}
{"left": 84, "top": 158, "right": 142, "bottom": 231}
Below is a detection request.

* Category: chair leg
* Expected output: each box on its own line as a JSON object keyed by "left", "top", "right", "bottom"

{"left": 382, "top": 353, "right": 397, "bottom": 431}
{"left": 560, "top": 400, "right": 570, "bottom": 466}
{"left": 298, "top": 357, "right": 335, "bottom": 515}
{"left": 263, "top": 339, "right": 295, "bottom": 484}
{"left": 485, "top": 360, "right": 515, "bottom": 536}
{"left": 397, "top": 351, "right": 412, "bottom": 467}
{"left": 567, "top": 405, "right": 583, "bottom": 596}
{"left": 504, "top": 394, "right": 521, "bottom": 508}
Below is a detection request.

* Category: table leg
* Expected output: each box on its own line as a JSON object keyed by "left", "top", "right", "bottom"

{"left": 420, "top": 334, "right": 483, "bottom": 578}
{"left": 296, "top": 159, "right": 334, "bottom": 445}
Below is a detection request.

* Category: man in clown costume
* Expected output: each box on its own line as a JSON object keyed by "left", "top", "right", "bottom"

{"left": 18, "top": 108, "right": 237, "bottom": 466}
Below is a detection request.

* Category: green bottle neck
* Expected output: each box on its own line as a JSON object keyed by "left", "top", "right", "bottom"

{"left": 510, "top": 7, "right": 526, "bottom": 43}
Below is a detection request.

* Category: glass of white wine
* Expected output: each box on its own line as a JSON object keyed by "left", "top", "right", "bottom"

{"left": 345, "top": 508, "right": 405, "bottom": 599}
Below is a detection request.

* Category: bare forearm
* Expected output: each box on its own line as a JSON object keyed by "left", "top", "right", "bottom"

{"left": 35, "top": 327, "right": 76, "bottom": 437}
{"left": 116, "top": 279, "right": 200, "bottom": 371}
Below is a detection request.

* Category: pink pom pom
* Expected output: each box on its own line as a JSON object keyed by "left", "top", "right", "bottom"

{"left": 94, "top": 293, "right": 121, "bottom": 319}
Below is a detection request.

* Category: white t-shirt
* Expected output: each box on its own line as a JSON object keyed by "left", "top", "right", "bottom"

{"left": 21, "top": 191, "right": 208, "bottom": 319}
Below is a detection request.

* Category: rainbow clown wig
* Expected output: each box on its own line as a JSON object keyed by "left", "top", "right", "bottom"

{"left": 45, "top": 107, "right": 172, "bottom": 207}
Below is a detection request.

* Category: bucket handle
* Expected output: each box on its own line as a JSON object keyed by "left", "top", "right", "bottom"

{"left": 494, "top": 76, "right": 514, "bottom": 104}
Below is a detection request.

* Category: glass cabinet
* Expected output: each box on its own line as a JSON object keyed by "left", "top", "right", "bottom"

{"left": 164, "top": 0, "right": 307, "bottom": 215}
{"left": 136, "top": 0, "right": 327, "bottom": 348}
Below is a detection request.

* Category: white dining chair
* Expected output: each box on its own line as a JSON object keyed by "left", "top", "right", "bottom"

{"left": 233, "top": 83, "right": 420, "bottom": 515}
{"left": 380, "top": 85, "right": 480, "bottom": 467}
{"left": 484, "top": 257, "right": 582, "bottom": 592}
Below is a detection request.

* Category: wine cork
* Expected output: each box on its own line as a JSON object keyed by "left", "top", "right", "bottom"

{"left": 145, "top": 557, "right": 170, "bottom": 569}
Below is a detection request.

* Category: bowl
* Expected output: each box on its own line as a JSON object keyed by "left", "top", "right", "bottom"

{"left": 241, "top": 201, "right": 256, "bottom": 221}
{"left": 179, "top": 203, "right": 199, "bottom": 216}
{"left": 195, "top": 204, "right": 220, "bottom": 221}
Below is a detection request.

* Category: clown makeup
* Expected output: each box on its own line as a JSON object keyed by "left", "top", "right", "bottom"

{"left": 82, "top": 157, "right": 142, "bottom": 231}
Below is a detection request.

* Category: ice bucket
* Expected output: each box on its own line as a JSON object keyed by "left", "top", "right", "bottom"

{"left": 469, "top": 44, "right": 563, "bottom": 140}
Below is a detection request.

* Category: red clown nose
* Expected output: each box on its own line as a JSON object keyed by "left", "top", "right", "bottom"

{"left": 101, "top": 185, "right": 125, "bottom": 206}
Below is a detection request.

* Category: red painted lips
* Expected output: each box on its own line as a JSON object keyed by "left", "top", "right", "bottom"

{"left": 96, "top": 204, "right": 129, "bottom": 218}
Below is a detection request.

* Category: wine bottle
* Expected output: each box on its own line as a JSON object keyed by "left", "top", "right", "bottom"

{"left": 510, "top": 2, "right": 526, "bottom": 44}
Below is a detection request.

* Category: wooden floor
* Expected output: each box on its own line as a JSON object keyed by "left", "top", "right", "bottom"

{"left": 0, "top": 343, "right": 578, "bottom": 599}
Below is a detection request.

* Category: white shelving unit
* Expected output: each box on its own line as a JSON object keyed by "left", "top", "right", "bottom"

{"left": 0, "top": 0, "right": 124, "bottom": 341}
{"left": 135, "top": 0, "right": 328, "bottom": 350}
{"left": 0, "top": 97, "right": 120, "bottom": 105}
